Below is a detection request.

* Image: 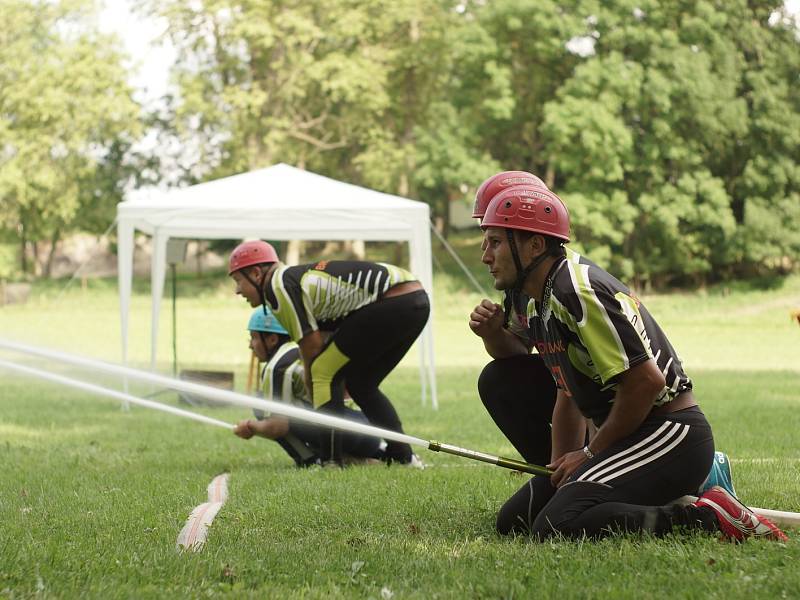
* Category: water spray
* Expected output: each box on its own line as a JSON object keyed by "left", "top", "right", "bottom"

{"left": 0, "top": 358, "right": 233, "bottom": 431}
{"left": 4, "top": 340, "right": 798, "bottom": 529}
{"left": 0, "top": 339, "right": 551, "bottom": 476}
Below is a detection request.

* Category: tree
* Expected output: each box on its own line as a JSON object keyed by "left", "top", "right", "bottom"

{"left": 536, "top": 0, "right": 797, "bottom": 285}
{"left": 148, "top": 0, "right": 495, "bottom": 233}
{"left": 459, "top": 0, "right": 586, "bottom": 183}
{"left": 145, "top": 0, "right": 799, "bottom": 282}
{"left": 346, "top": 0, "right": 497, "bottom": 233}
{"left": 727, "top": 2, "right": 800, "bottom": 276}
{"left": 0, "top": 0, "right": 144, "bottom": 276}
{"left": 148, "top": 0, "right": 394, "bottom": 176}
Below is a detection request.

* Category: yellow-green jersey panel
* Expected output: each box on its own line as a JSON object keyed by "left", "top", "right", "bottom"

{"left": 256, "top": 340, "right": 356, "bottom": 415}
{"left": 527, "top": 252, "right": 691, "bottom": 424}
{"left": 265, "top": 260, "right": 417, "bottom": 341}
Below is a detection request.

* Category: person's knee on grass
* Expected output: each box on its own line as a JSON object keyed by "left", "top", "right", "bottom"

{"left": 471, "top": 172, "right": 787, "bottom": 543}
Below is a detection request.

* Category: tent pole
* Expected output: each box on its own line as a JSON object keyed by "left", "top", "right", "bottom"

{"left": 150, "top": 233, "right": 168, "bottom": 372}
{"left": 116, "top": 220, "right": 134, "bottom": 410}
{"left": 171, "top": 263, "right": 177, "bottom": 376}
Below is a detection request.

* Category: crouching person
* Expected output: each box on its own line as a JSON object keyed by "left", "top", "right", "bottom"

{"left": 228, "top": 240, "right": 428, "bottom": 468}
{"left": 478, "top": 183, "right": 786, "bottom": 543}
{"left": 233, "top": 307, "right": 385, "bottom": 467}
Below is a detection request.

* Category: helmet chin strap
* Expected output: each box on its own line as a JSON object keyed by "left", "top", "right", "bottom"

{"left": 241, "top": 266, "right": 269, "bottom": 315}
{"left": 502, "top": 229, "right": 557, "bottom": 328}
{"left": 505, "top": 229, "right": 556, "bottom": 292}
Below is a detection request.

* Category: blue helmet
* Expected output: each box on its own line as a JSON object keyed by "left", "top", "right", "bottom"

{"left": 247, "top": 307, "right": 288, "bottom": 335}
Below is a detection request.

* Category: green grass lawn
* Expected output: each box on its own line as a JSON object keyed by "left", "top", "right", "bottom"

{"left": 1, "top": 256, "right": 799, "bottom": 598}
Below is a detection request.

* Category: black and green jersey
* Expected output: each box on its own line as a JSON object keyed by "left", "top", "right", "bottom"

{"left": 506, "top": 290, "right": 533, "bottom": 342}
{"left": 257, "top": 341, "right": 356, "bottom": 412}
{"left": 507, "top": 248, "right": 590, "bottom": 344}
{"left": 262, "top": 342, "right": 308, "bottom": 407}
{"left": 264, "top": 260, "right": 417, "bottom": 341}
{"left": 254, "top": 341, "right": 358, "bottom": 466}
{"left": 527, "top": 251, "right": 691, "bottom": 424}
{"left": 254, "top": 341, "right": 309, "bottom": 419}
{"left": 252, "top": 342, "right": 317, "bottom": 466}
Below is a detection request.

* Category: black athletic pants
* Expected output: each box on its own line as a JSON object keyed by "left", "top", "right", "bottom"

{"left": 278, "top": 407, "right": 384, "bottom": 467}
{"left": 313, "top": 289, "right": 430, "bottom": 463}
{"left": 496, "top": 407, "right": 718, "bottom": 539}
{"left": 478, "top": 354, "right": 557, "bottom": 467}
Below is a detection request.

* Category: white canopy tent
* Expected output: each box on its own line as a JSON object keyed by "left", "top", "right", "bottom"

{"left": 116, "top": 163, "right": 437, "bottom": 408}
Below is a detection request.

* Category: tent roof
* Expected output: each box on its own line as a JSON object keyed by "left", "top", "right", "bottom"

{"left": 118, "top": 163, "right": 428, "bottom": 239}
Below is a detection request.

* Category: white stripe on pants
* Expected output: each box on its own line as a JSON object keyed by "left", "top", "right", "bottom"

{"left": 577, "top": 420, "right": 691, "bottom": 485}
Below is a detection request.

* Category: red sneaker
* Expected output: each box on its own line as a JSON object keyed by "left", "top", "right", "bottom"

{"left": 694, "top": 486, "right": 788, "bottom": 542}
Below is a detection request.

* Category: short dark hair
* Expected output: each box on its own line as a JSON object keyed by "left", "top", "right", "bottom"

{"left": 512, "top": 229, "right": 565, "bottom": 252}
{"left": 243, "top": 262, "right": 272, "bottom": 275}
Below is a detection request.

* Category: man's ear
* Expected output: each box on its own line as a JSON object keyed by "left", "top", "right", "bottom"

{"left": 519, "top": 232, "right": 546, "bottom": 257}
{"left": 534, "top": 234, "right": 550, "bottom": 257}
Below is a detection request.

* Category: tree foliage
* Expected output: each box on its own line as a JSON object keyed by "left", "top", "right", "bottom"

{"left": 148, "top": 0, "right": 494, "bottom": 231}
{"left": 2, "top": 0, "right": 798, "bottom": 285}
{"left": 536, "top": 0, "right": 799, "bottom": 285}
{"left": 0, "top": 0, "right": 144, "bottom": 275}
{"left": 148, "top": 0, "right": 798, "bottom": 286}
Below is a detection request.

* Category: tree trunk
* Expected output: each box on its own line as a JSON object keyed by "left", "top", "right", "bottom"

{"left": 440, "top": 191, "right": 456, "bottom": 239}
{"left": 345, "top": 240, "right": 365, "bottom": 260}
{"left": 43, "top": 229, "right": 61, "bottom": 278}
{"left": 434, "top": 216, "right": 445, "bottom": 236}
{"left": 195, "top": 240, "right": 204, "bottom": 276}
{"left": 31, "top": 241, "right": 41, "bottom": 277}
{"left": 286, "top": 240, "right": 304, "bottom": 265}
{"left": 545, "top": 160, "right": 556, "bottom": 189}
{"left": 321, "top": 241, "right": 341, "bottom": 256}
{"left": 19, "top": 224, "right": 28, "bottom": 274}
{"left": 398, "top": 172, "right": 409, "bottom": 198}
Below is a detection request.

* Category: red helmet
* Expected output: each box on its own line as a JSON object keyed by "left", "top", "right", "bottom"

{"left": 228, "top": 240, "right": 279, "bottom": 275}
{"left": 472, "top": 171, "right": 548, "bottom": 219}
{"left": 481, "top": 185, "right": 570, "bottom": 242}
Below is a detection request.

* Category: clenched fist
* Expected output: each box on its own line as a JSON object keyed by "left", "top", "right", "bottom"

{"left": 233, "top": 419, "right": 256, "bottom": 439}
{"left": 469, "top": 299, "right": 505, "bottom": 338}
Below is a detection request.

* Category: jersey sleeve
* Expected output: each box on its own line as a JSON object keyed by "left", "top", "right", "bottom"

{"left": 269, "top": 267, "right": 318, "bottom": 340}
{"left": 561, "top": 264, "right": 653, "bottom": 384}
{"left": 288, "top": 361, "right": 309, "bottom": 405}
{"left": 253, "top": 365, "right": 270, "bottom": 420}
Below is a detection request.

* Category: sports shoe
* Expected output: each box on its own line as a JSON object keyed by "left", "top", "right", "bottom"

{"left": 694, "top": 486, "right": 788, "bottom": 542}
{"left": 698, "top": 451, "right": 736, "bottom": 496}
